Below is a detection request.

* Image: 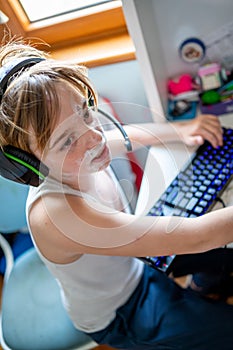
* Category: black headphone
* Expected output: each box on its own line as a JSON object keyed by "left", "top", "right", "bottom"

{"left": 0, "top": 57, "right": 132, "bottom": 187}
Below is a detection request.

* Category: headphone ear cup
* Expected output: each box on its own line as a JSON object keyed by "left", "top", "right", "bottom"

{"left": 4, "top": 145, "right": 47, "bottom": 173}
{"left": 2, "top": 145, "right": 49, "bottom": 186}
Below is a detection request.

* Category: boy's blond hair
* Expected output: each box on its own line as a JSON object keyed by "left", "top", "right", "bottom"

{"left": 0, "top": 39, "right": 97, "bottom": 153}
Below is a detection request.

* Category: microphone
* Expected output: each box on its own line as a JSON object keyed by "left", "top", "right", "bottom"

{"left": 97, "top": 108, "right": 132, "bottom": 152}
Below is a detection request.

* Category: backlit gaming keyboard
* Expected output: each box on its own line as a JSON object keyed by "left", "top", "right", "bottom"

{"left": 139, "top": 127, "right": 233, "bottom": 274}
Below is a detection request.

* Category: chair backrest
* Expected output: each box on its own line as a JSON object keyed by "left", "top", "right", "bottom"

{"left": 0, "top": 176, "right": 97, "bottom": 350}
{"left": 0, "top": 176, "right": 28, "bottom": 233}
{"left": 1, "top": 248, "right": 97, "bottom": 350}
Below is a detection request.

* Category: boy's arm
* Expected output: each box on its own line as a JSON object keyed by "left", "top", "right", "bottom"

{"left": 106, "top": 114, "right": 223, "bottom": 155}
{"left": 30, "top": 194, "right": 233, "bottom": 262}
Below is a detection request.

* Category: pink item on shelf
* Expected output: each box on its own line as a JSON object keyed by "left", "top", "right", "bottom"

{"left": 197, "top": 63, "right": 222, "bottom": 91}
{"left": 198, "top": 63, "right": 220, "bottom": 77}
{"left": 168, "top": 74, "right": 193, "bottom": 95}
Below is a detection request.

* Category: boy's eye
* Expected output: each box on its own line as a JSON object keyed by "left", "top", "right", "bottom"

{"left": 61, "top": 136, "right": 74, "bottom": 150}
{"left": 83, "top": 108, "right": 94, "bottom": 124}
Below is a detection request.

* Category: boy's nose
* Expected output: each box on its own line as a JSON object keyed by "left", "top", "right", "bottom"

{"left": 85, "top": 128, "right": 103, "bottom": 150}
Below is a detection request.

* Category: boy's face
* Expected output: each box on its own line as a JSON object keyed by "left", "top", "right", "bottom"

{"left": 30, "top": 84, "right": 111, "bottom": 184}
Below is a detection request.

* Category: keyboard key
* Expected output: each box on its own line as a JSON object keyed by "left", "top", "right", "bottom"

{"left": 171, "top": 191, "right": 185, "bottom": 206}
{"left": 199, "top": 185, "right": 207, "bottom": 192}
{"left": 203, "top": 179, "right": 211, "bottom": 186}
{"left": 180, "top": 211, "right": 189, "bottom": 217}
{"left": 213, "top": 179, "right": 222, "bottom": 187}
{"left": 186, "top": 197, "right": 199, "bottom": 211}
{"left": 191, "top": 186, "right": 198, "bottom": 193}
{"left": 195, "top": 191, "right": 203, "bottom": 198}
{"left": 172, "top": 208, "right": 182, "bottom": 216}
{"left": 218, "top": 174, "right": 226, "bottom": 180}
{"left": 212, "top": 168, "right": 219, "bottom": 175}
{"left": 222, "top": 168, "right": 230, "bottom": 174}
{"left": 208, "top": 174, "right": 215, "bottom": 180}
{"left": 203, "top": 194, "right": 212, "bottom": 201}
{"left": 162, "top": 204, "right": 176, "bottom": 216}
{"left": 207, "top": 188, "right": 216, "bottom": 195}
{"left": 199, "top": 175, "right": 206, "bottom": 181}
{"left": 199, "top": 200, "right": 208, "bottom": 207}
{"left": 166, "top": 187, "right": 179, "bottom": 202}
{"left": 194, "top": 206, "right": 204, "bottom": 214}
{"left": 178, "top": 198, "right": 189, "bottom": 209}
{"left": 186, "top": 180, "right": 193, "bottom": 186}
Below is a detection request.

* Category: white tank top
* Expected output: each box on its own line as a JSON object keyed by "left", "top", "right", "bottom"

{"left": 26, "top": 168, "right": 144, "bottom": 333}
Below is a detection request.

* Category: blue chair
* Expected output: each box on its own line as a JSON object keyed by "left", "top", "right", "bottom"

{"left": 0, "top": 176, "right": 97, "bottom": 350}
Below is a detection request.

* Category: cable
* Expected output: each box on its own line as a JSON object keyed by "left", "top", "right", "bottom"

{"left": 216, "top": 197, "right": 226, "bottom": 208}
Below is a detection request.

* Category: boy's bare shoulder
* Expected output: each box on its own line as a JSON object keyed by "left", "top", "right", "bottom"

{"left": 29, "top": 193, "right": 84, "bottom": 264}
{"left": 29, "top": 192, "right": 80, "bottom": 227}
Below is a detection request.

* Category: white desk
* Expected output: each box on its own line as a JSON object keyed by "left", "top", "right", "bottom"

{"left": 135, "top": 113, "right": 233, "bottom": 216}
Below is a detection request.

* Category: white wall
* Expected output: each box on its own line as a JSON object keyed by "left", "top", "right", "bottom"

{"left": 89, "top": 59, "right": 151, "bottom": 124}
{"left": 150, "top": 0, "right": 233, "bottom": 77}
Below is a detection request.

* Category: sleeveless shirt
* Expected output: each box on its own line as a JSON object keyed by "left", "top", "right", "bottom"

{"left": 26, "top": 168, "right": 144, "bottom": 332}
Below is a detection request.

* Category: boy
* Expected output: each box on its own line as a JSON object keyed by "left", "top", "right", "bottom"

{"left": 1, "top": 40, "right": 233, "bottom": 349}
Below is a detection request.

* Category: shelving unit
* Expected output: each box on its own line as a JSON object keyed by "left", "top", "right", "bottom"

{"left": 122, "top": 0, "right": 233, "bottom": 121}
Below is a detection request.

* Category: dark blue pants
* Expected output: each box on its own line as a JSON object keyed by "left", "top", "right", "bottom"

{"left": 88, "top": 248, "right": 233, "bottom": 349}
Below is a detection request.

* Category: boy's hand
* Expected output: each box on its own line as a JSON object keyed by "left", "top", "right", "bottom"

{"left": 175, "top": 114, "right": 223, "bottom": 148}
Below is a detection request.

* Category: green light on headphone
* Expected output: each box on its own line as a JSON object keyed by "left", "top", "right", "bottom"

{"left": 4, "top": 152, "right": 46, "bottom": 179}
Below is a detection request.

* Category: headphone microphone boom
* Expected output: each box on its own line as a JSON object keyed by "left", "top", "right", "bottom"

{"left": 97, "top": 108, "right": 132, "bottom": 152}
{"left": 88, "top": 90, "right": 132, "bottom": 152}
{"left": 0, "top": 58, "right": 132, "bottom": 187}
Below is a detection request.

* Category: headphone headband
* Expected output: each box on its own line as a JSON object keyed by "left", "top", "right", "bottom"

{"left": 0, "top": 57, "right": 45, "bottom": 103}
